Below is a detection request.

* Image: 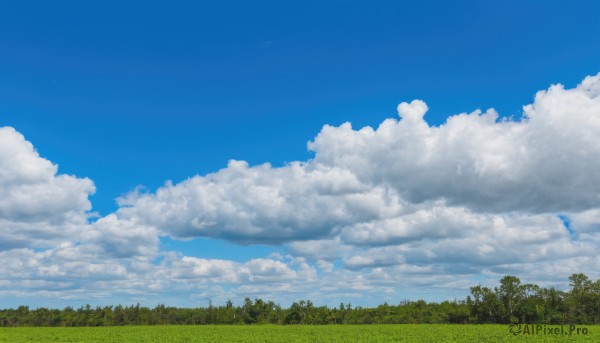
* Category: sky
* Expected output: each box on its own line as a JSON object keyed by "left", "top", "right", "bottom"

{"left": 0, "top": 0, "right": 599, "bottom": 309}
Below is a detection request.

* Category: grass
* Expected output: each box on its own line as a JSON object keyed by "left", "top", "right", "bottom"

{"left": 0, "top": 324, "right": 597, "bottom": 342}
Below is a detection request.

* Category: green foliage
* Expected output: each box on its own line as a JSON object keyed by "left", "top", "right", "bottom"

{"left": 0, "top": 325, "right": 597, "bottom": 342}
{"left": 466, "top": 273, "right": 600, "bottom": 325}
{"left": 0, "top": 273, "right": 598, "bottom": 327}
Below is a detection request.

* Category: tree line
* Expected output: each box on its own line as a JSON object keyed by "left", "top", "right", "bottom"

{"left": 1, "top": 273, "right": 598, "bottom": 326}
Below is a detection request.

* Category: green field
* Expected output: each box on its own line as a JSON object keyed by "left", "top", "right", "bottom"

{"left": 0, "top": 325, "right": 597, "bottom": 342}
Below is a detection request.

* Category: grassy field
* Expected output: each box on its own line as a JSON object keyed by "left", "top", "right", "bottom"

{"left": 0, "top": 324, "right": 597, "bottom": 342}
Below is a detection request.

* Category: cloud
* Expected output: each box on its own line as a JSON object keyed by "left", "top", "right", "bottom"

{"left": 114, "top": 73, "right": 600, "bottom": 246}
{"left": 310, "top": 74, "right": 600, "bottom": 213}
{"left": 341, "top": 211, "right": 592, "bottom": 270}
{"left": 168, "top": 256, "right": 315, "bottom": 284}
{"left": 569, "top": 208, "right": 600, "bottom": 233}
{"left": 0, "top": 127, "right": 95, "bottom": 222}
{"left": 288, "top": 237, "right": 352, "bottom": 261}
{"left": 115, "top": 161, "right": 401, "bottom": 244}
{"left": 0, "top": 127, "right": 95, "bottom": 250}
{"left": 1, "top": 73, "right": 599, "bottom": 307}
{"left": 85, "top": 214, "right": 159, "bottom": 258}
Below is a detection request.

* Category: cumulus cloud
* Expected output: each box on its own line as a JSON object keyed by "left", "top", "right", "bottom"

{"left": 0, "top": 127, "right": 95, "bottom": 249}
{"left": 0, "top": 127, "right": 95, "bottom": 222}
{"left": 342, "top": 211, "right": 592, "bottom": 270}
{"left": 1, "top": 73, "right": 600, "bottom": 306}
{"left": 74, "top": 73, "right": 597, "bottom": 302}
{"left": 114, "top": 73, "right": 600, "bottom": 246}
{"left": 115, "top": 161, "right": 402, "bottom": 244}
{"left": 569, "top": 208, "right": 600, "bottom": 233}
{"left": 85, "top": 214, "right": 159, "bottom": 258}
{"left": 0, "top": 244, "right": 319, "bottom": 304}
{"left": 310, "top": 74, "right": 600, "bottom": 213}
{"left": 168, "top": 256, "right": 315, "bottom": 284}
{"left": 288, "top": 237, "right": 353, "bottom": 261}
{"left": 0, "top": 126, "right": 163, "bottom": 303}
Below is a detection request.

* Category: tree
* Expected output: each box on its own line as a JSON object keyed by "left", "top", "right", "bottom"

{"left": 0, "top": 274, "right": 598, "bottom": 327}
{"left": 497, "top": 276, "right": 523, "bottom": 323}
{"left": 519, "top": 283, "right": 542, "bottom": 323}
{"left": 568, "top": 273, "right": 594, "bottom": 323}
{"left": 284, "top": 302, "right": 302, "bottom": 324}
{"left": 470, "top": 284, "right": 505, "bottom": 323}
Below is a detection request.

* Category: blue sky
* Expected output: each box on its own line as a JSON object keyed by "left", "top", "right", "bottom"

{"left": 0, "top": 0, "right": 599, "bottom": 308}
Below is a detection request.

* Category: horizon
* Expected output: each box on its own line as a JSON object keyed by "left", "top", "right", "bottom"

{"left": 2, "top": 272, "right": 595, "bottom": 311}
{"left": 1, "top": 0, "right": 599, "bottom": 310}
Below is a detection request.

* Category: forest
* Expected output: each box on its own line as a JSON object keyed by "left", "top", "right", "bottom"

{"left": 1, "top": 273, "right": 598, "bottom": 327}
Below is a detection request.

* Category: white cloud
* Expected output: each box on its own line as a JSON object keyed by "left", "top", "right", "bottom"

{"left": 0, "top": 127, "right": 95, "bottom": 222}
{"left": 168, "top": 256, "right": 315, "bottom": 284}
{"left": 288, "top": 237, "right": 352, "bottom": 260}
{"left": 111, "top": 74, "right": 600, "bottom": 249}
{"left": 570, "top": 208, "right": 600, "bottom": 233}
{"left": 85, "top": 214, "right": 159, "bottom": 258}
{"left": 115, "top": 161, "right": 401, "bottom": 244}
{"left": 1, "top": 73, "right": 600, "bottom": 307}
{"left": 341, "top": 211, "right": 592, "bottom": 271}
{"left": 310, "top": 74, "right": 600, "bottom": 213}
{"left": 0, "top": 127, "right": 95, "bottom": 250}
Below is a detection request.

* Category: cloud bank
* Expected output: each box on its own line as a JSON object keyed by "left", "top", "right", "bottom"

{"left": 0, "top": 127, "right": 95, "bottom": 250}
{"left": 1, "top": 74, "right": 599, "bottom": 306}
